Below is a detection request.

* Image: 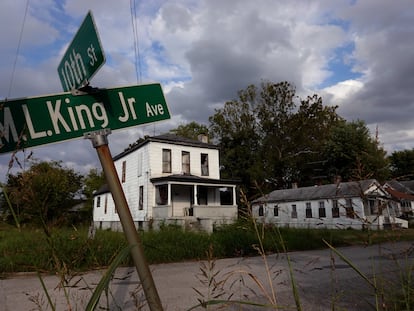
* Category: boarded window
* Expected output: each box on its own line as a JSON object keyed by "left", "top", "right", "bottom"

{"left": 291, "top": 204, "right": 297, "bottom": 218}
{"left": 182, "top": 151, "right": 190, "bottom": 174}
{"left": 121, "top": 161, "right": 126, "bottom": 183}
{"left": 162, "top": 149, "right": 171, "bottom": 173}
{"left": 319, "top": 201, "right": 326, "bottom": 218}
{"left": 201, "top": 153, "right": 209, "bottom": 176}
{"left": 306, "top": 202, "right": 312, "bottom": 218}
{"left": 332, "top": 200, "right": 339, "bottom": 218}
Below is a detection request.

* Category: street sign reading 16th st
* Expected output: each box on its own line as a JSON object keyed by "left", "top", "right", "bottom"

{"left": 57, "top": 11, "right": 105, "bottom": 92}
{"left": 0, "top": 83, "right": 170, "bottom": 154}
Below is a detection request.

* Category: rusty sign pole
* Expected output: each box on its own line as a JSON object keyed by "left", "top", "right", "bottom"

{"left": 85, "top": 129, "right": 163, "bottom": 311}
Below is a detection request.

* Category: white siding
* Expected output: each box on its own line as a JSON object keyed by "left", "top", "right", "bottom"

{"left": 252, "top": 197, "right": 367, "bottom": 229}
{"left": 148, "top": 142, "right": 220, "bottom": 179}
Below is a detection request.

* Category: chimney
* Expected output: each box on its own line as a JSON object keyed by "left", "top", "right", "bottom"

{"left": 198, "top": 134, "right": 208, "bottom": 143}
{"left": 291, "top": 182, "right": 298, "bottom": 189}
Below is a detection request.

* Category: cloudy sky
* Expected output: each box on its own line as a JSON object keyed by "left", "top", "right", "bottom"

{"left": 0, "top": 0, "right": 413, "bottom": 180}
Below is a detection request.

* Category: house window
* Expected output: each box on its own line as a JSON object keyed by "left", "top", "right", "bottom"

{"left": 139, "top": 186, "right": 144, "bottom": 210}
{"left": 121, "top": 161, "right": 126, "bottom": 183}
{"left": 346, "top": 198, "right": 354, "bottom": 218}
{"left": 332, "top": 200, "right": 339, "bottom": 218}
{"left": 306, "top": 202, "right": 312, "bottom": 218}
{"left": 182, "top": 151, "right": 190, "bottom": 174}
{"left": 319, "top": 201, "right": 326, "bottom": 218}
{"left": 156, "top": 185, "right": 168, "bottom": 205}
{"left": 258, "top": 205, "right": 264, "bottom": 216}
{"left": 368, "top": 199, "right": 376, "bottom": 215}
{"left": 162, "top": 149, "right": 171, "bottom": 173}
{"left": 96, "top": 196, "right": 101, "bottom": 208}
{"left": 291, "top": 204, "right": 297, "bottom": 218}
{"left": 104, "top": 195, "right": 108, "bottom": 214}
{"left": 273, "top": 205, "right": 279, "bottom": 217}
{"left": 201, "top": 153, "right": 209, "bottom": 176}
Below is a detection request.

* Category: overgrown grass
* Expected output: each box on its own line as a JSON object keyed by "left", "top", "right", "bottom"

{"left": 2, "top": 220, "right": 414, "bottom": 276}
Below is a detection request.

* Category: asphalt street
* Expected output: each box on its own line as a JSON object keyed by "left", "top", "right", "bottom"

{"left": 1, "top": 241, "right": 413, "bottom": 310}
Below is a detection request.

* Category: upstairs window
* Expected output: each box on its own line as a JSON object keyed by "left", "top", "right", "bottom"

{"left": 306, "top": 202, "right": 312, "bottom": 218}
{"left": 201, "top": 153, "right": 209, "bottom": 176}
{"left": 162, "top": 149, "right": 171, "bottom": 173}
{"left": 182, "top": 151, "right": 190, "bottom": 174}
{"left": 121, "top": 161, "right": 126, "bottom": 183}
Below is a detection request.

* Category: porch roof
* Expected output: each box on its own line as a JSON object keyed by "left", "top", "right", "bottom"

{"left": 150, "top": 174, "right": 239, "bottom": 186}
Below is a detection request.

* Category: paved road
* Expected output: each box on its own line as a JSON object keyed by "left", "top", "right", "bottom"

{"left": 1, "top": 241, "right": 413, "bottom": 310}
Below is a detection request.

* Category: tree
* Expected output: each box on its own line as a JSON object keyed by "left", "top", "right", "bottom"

{"left": 209, "top": 84, "right": 260, "bottom": 195}
{"left": 169, "top": 121, "right": 209, "bottom": 140}
{"left": 388, "top": 149, "right": 414, "bottom": 180}
{"left": 322, "top": 120, "right": 389, "bottom": 182}
{"left": 209, "top": 81, "right": 341, "bottom": 197}
{"left": 4, "top": 161, "right": 82, "bottom": 227}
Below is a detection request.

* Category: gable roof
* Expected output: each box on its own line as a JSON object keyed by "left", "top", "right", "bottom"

{"left": 253, "top": 179, "right": 384, "bottom": 204}
{"left": 384, "top": 180, "right": 414, "bottom": 200}
{"left": 113, "top": 133, "right": 218, "bottom": 161}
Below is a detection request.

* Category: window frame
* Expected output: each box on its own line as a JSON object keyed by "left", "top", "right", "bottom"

{"left": 162, "top": 149, "right": 172, "bottom": 173}
{"left": 332, "top": 199, "right": 339, "bottom": 218}
{"left": 291, "top": 204, "right": 297, "bottom": 218}
{"left": 182, "top": 151, "right": 190, "bottom": 174}
{"left": 121, "top": 161, "right": 126, "bottom": 183}
{"left": 305, "top": 202, "right": 312, "bottom": 218}
{"left": 139, "top": 185, "right": 144, "bottom": 210}
{"left": 318, "top": 201, "right": 326, "bottom": 218}
{"left": 201, "top": 153, "right": 209, "bottom": 176}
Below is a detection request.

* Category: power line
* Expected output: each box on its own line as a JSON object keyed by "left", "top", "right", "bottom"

{"left": 130, "top": 0, "right": 142, "bottom": 83}
{"left": 7, "top": 0, "right": 30, "bottom": 98}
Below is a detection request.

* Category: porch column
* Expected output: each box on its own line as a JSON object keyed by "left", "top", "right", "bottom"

{"left": 232, "top": 186, "right": 237, "bottom": 206}
{"left": 193, "top": 185, "right": 198, "bottom": 206}
{"left": 168, "top": 183, "right": 172, "bottom": 217}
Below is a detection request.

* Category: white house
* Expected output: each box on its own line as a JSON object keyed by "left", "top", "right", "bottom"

{"left": 93, "top": 134, "right": 238, "bottom": 232}
{"left": 383, "top": 180, "right": 414, "bottom": 219}
{"left": 252, "top": 179, "right": 408, "bottom": 230}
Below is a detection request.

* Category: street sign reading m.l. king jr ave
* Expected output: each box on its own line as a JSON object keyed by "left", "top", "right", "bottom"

{"left": 0, "top": 83, "right": 170, "bottom": 154}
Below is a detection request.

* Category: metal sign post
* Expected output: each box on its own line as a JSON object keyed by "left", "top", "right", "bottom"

{"left": 85, "top": 129, "right": 163, "bottom": 311}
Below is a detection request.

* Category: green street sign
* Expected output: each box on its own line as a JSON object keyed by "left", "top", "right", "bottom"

{"left": 0, "top": 83, "right": 170, "bottom": 154}
{"left": 57, "top": 11, "right": 105, "bottom": 92}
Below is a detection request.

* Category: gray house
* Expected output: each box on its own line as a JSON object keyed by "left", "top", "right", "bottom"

{"left": 252, "top": 179, "right": 408, "bottom": 230}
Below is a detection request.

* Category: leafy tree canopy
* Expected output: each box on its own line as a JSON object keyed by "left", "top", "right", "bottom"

{"left": 4, "top": 160, "right": 82, "bottom": 227}
{"left": 388, "top": 149, "right": 414, "bottom": 180}
{"left": 208, "top": 81, "right": 388, "bottom": 198}
{"left": 169, "top": 121, "right": 209, "bottom": 140}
